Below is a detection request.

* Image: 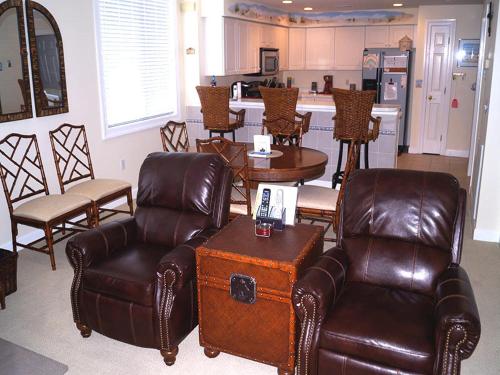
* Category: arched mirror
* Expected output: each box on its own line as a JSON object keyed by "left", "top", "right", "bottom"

{"left": 0, "top": 0, "right": 32, "bottom": 123}
{"left": 26, "top": 0, "right": 68, "bottom": 117}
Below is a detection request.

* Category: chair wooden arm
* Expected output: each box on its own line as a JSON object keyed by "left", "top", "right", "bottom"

{"left": 229, "top": 108, "right": 246, "bottom": 126}
{"left": 370, "top": 116, "right": 381, "bottom": 140}
{"left": 295, "top": 111, "right": 312, "bottom": 134}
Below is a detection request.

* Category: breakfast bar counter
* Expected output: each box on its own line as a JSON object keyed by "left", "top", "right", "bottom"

{"left": 185, "top": 98, "right": 401, "bottom": 185}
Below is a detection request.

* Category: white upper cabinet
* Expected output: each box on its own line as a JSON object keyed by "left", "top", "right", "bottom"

{"left": 276, "top": 26, "right": 289, "bottom": 70}
{"left": 288, "top": 28, "right": 306, "bottom": 70}
{"left": 389, "top": 25, "right": 415, "bottom": 48}
{"left": 305, "top": 28, "right": 335, "bottom": 70}
{"left": 365, "top": 25, "right": 415, "bottom": 48}
{"left": 247, "top": 22, "right": 260, "bottom": 74}
{"left": 334, "top": 27, "right": 365, "bottom": 70}
{"left": 261, "top": 24, "right": 279, "bottom": 48}
{"left": 224, "top": 18, "right": 239, "bottom": 75}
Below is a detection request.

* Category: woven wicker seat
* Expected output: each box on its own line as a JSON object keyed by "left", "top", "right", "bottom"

{"left": 259, "top": 87, "right": 311, "bottom": 146}
{"left": 332, "top": 88, "right": 381, "bottom": 188}
{"left": 160, "top": 121, "right": 189, "bottom": 152}
{"left": 196, "top": 137, "right": 252, "bottom": 218}
{"left": 297, "top": 141, "right": 360, "bottom": 242}
{"left": 196, "top": 86, "right": 245, "bottom": 141}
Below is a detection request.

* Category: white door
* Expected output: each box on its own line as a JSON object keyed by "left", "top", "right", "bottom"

{"left": 421, "top": 21, "right": 455, "bottom": 154}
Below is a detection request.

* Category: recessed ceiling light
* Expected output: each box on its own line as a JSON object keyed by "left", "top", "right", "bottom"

{"left": 304, "top": 7, "right": 313, "bottom": 11}
{"left": 393, "top": 3, "right": 403, "bottom": 6}
{"left": 282, "top": 0, "right": 293, "bottom": 3}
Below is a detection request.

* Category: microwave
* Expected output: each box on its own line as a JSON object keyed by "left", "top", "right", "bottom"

{"left": 260, "top": 48, "right": 279, "bottom": 76}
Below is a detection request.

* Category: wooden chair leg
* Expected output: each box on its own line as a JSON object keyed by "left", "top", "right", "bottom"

{"left": 76, "top": 323, "right": 92, "bottom": 338}
{"left": 11, "top": 221, "right": 18, "bottom": 253}
{"left": 364, "top": 142, "right": 369, "bottom": 169}
{"left": 62, "top": 222, "right": 66, "bottom": 235}
{"left": 0, "top": 284, "right": 5, "bottom": 310}
{"left": 161, "top": 346, "right": 179, "bottom": 366}
{"left": 44, "top": 224, "right": 56, "bottom": 271}
{"left": 92, "top": 202, "right": 100, "bottom": 227}
{"left": 85, "top": 208, "right": 93, "bottom": 228}
{"left": 332, "top": 140, "right": 345, "bottom": 189}
{"left": 126, "top": 189, "right": 134, "bottom": 216}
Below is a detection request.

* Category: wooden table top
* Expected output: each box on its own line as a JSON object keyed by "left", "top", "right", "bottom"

{"left": 246, "top": 143, "right": 328, "bottom": 182}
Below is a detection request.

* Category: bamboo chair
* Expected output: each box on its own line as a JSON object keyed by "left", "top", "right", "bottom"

{"left": 331, "top": 88, "right": 381, "bottom": 188}
{"left": 160, "top": 121, "right": 190, "bottom": 152}
{"left": 196, "top": 86, "right": 245, "bottom": 141}
{"left": 0, "top": 133, "right": 93, "bottom": 270}
{"left": 49, "top": 124, "right": 133, "bottom": 226}
{"left": 259, "top": 87, "right": 311, "bottom": 146}
{"left": 296, "top": 140, "right": 361, "bottom": 242}
{"left": 196, "top": 137, "right": 255, "bottom": 218}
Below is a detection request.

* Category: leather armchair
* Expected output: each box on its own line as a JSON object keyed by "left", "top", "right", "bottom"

{"left": 66, "top": 152, "right": 232, "bottom": 366}
{"left": 293, "top": 169, "right": 480, "bottom": 375}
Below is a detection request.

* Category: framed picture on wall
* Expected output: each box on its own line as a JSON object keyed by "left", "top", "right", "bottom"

{"left": 457, "top": 39, "right": 480, "bottom": 67}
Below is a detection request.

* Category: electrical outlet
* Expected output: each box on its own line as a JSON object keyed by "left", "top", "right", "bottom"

{"left": 120, "top": 159, "right": 126, "bottom": 170}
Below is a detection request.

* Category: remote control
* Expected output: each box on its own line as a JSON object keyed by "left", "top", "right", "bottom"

{"left": 260, "top": 188, "right": 271, "bottom": 217}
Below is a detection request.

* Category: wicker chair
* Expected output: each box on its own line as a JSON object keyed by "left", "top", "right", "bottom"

{"left": 331, "top": 88, "right": 381, "bottom": 188}
{"left": 196, "top": 86, "right": 245, "bottom": 141}
{"left": 160, "top": 121, "right": 190, "bottom": 152}
{"left": 49, "top": 124, "right": 134, "bottom": 227}
{"left": 0, "top": 133, "right": 93, "bottom": 270}
{"left": 259, "top": 87, "right": 311, "bottom": 146}
{"left": 196, "top": 137, "right": 255, "bottom": 218}
{"left": 297, "top": 141, "right": 360, "bottom": 242}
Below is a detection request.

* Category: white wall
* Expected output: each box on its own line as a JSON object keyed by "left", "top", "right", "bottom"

{"left": 473, "top": 0, "right": 500, "bottom": 243}
{"left": 0, "top": 0, "right": 167, "bottom": 248}
{"left": 408, "top": 4, "right": 482, "bottom": 156}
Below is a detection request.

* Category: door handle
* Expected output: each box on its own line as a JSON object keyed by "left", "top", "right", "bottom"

{"left": 428, "top": 95, "right": 433, "bottom": 100}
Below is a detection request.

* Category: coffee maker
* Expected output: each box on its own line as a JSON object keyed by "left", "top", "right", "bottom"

{"left": 322, "top": 75, "right": 333, "bottom": 94}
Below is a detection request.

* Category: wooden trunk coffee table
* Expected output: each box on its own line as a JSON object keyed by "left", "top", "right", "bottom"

{"left": 196, "top": 216, "right": 323, "bottom": 375}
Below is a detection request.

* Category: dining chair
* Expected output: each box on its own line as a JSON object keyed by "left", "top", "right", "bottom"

{"left": 296, "top": 141, "right": 360, "bottom": 242}
{"left": 196, "top": 137, "right": 255, "bottom": 218}
{"left": 196, "top": 86, "right": 245, "bottom": 141}
{"left": 331, "top": 88, "right": 381, "bottom": 188}
{"left": 259, "top": 87, "right": 311, "bottom": 146}
{"left": 0, "top": 133, "right": 93, "bottom": 270}
{"left": 160, "top": 121, "right": 190, "bottom": 152}
{"left": 49, "top": 124, "right": 133, "bottom": 226}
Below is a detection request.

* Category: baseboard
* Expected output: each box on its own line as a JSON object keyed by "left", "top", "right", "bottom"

{"left": 0, "top": 187, "right": 138, "bottom": 252}
{"left": 445, "top": 149, "right": 469, "bottom": 158}
{"left": 473, "top": 228, "right": 500, "bottom": 243}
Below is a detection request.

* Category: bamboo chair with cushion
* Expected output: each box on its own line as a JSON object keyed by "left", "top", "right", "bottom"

{"left": 160, "top": 121, "right": 190, "bottom": 152}
{"left": 196, "top": 86, "right": 245, "bottom": 141}
{"left": 296, "top": 141, "right": 361, "bottom": 242}
{"left": 331, "top": 88, "right": 381, "bottom": 188}
{"left": 49, "top": 124, "right": 133, "bottom": 227}
{"left": 259, "top": 87, "right": 311, "bottom": 146}
{"left": 196, "top": 137, "right": 255, "bottom": 218}
{"left": 0, "top": 133, "right": 93, "bottom": 270}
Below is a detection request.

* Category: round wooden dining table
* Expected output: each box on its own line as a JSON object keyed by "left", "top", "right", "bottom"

{"left": 246, "top": 144, "right": 328, "bottom": 183}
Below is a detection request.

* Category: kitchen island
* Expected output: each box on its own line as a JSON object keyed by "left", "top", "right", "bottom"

{"left": 185, "top": 98, "right": 401, "bottom": 185}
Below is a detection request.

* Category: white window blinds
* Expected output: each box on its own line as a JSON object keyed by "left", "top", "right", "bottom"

{"left": 96, "top": 0, "right": 177, "bottom": 129}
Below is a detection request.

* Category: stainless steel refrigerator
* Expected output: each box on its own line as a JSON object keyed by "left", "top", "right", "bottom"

{"left": 362, "top": 48, "right": 412, "bottom": 151}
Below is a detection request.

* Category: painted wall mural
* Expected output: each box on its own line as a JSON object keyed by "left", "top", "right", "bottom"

{"left": 227, "top": 3, "right": 417, "bottom": 26}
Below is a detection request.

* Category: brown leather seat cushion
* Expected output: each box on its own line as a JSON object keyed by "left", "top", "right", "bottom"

{"left": 83, "top": 243, "right": 170, "bottom": 307}
{"left": 320, "top": 282, "right": 435, "bottom": 374}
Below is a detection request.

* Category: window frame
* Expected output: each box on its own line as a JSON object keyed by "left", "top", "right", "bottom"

{"left": 93, "top": 0, "right": 181, "bottom": 140}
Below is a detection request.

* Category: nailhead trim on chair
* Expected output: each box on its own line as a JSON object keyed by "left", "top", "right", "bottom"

{"left": 297, "top": 294, "right": 317, "bottom": 375}
{"left": 442, "top": 324, "right": 467, "bottom": 375}
{"left": 159, "top": 269, "right": 176, "bottom": 351}
{"left": 70, "top": 248, "right": 84, "bottom": 323}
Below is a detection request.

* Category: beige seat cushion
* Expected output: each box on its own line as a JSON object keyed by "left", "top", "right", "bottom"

{"left": 13, "top": 194, "right": 91, "bottom": 222}
{"left": 66, "top": 179, "right": 131, "bottom": 201}
{"left": 230, "top": 189, "right": 257, "bottom": 216}
{"left": 297, "top": 185, "right": 339, "bottom": 211}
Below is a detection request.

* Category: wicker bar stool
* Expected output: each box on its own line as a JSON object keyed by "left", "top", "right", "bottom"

{"left": 259, "top": 87, "right": 311, "bottom": 146}
{"left": 196, "top": 86, "right": 245, "bottom": 141}
{"left": 331, "top": 88, "right": 381, "bottom": 189}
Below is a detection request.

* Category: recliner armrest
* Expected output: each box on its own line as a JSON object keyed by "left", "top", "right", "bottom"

{"left": 434, "top": 266, "right": 481, "bottom": 373}
{"left": 66, "top": 217, "right": 137, "bottom": 269}
{"left": 156, "top": 228, "right": 217, "bottom": 292}
{"left": 293, "top": 247, "right": 349, "bottom": 321}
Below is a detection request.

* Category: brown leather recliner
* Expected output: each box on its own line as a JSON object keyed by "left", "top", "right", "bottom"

{"left": 66, "top": 152, "right": 232, "bottom": 366}
{"left": 293, "top": 169, "right": 480, "bottom": 375}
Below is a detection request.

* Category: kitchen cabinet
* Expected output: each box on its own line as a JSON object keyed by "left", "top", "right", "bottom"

{"left": 224, "top": 18, "right": 239, "bottom": 75}
{"left": 276, "top": 26, "right": 289, "bottom": 70}
{"left": 261, "top": 24, "right": 278, "bottom": 48}
{"left": 223, "top": 18, "right": 261, "bottom": 75}
{"left": 305, "top": 28, "right": 335, "bottom": 70}
{"left": 288, "top": 28, "right": 306, "bottom": 70}
{"left": 247, "top": 22, "right": 260, "bottom": 73}
{"left": 365, "top": 25, "right": 414, "bottom": 48}
{"left": 334, "top": 27, "right": 365, "bottom": 70}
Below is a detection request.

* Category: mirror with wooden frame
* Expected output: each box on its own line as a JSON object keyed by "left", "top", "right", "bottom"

{"left": 0, "top": 0, "right": 32, "bottom": 123}
{"left": 26, "top": 0, "right": 68, "bottom": 117}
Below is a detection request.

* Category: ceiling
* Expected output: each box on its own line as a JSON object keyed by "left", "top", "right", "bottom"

{"left": 254, "top": 0, "right": 482, "bottom": 12}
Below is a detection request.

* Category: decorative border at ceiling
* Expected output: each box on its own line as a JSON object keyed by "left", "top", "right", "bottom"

{"left": 227, "top": 2, "right": 417, "bottom": 26}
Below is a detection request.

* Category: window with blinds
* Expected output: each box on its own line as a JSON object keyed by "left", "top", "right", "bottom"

{"left": 95, "top": 0, "right": 178, "bottom": 135}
